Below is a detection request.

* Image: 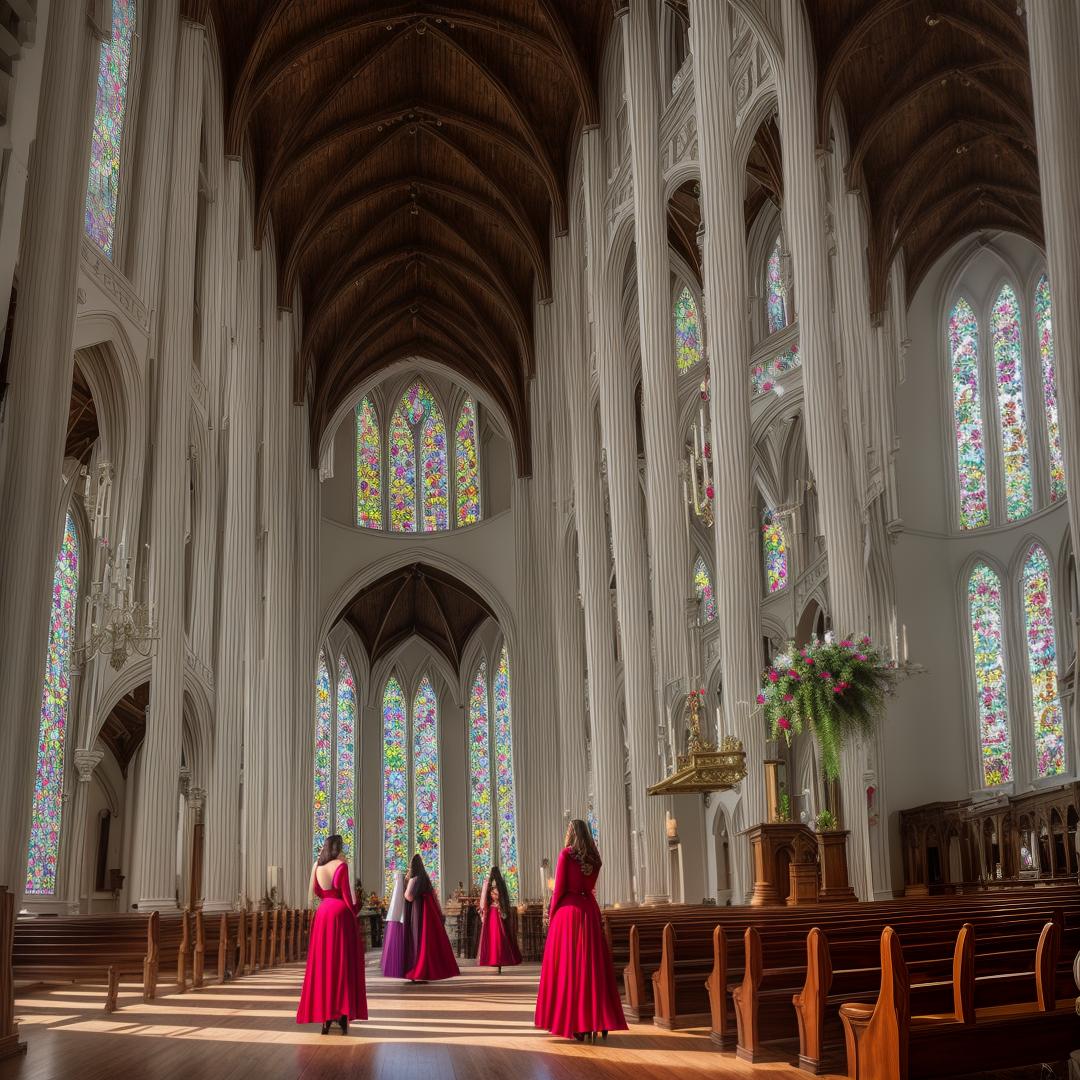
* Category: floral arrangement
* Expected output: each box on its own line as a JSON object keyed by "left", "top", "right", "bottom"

{"left": 757, "top": 632, "right": 896, "bottom": 781}
{"left": 815, "top": 809, "right": 837, "bottom": 832}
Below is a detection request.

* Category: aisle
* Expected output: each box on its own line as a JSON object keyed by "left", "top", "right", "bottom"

{"left": 0, "top": 960, "right": 839, "bottom": 1080}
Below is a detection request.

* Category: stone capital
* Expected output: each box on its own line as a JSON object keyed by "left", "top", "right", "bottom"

{"left": 73, "top": 748, "right": 105, "bottom": 783}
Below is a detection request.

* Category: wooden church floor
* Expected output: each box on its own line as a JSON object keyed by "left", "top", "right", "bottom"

{"left": 0, "top": 960, "right": 847, "bottom": 1080}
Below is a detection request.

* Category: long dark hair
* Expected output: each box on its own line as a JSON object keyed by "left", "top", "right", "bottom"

{"left": 317, "top": 834, "right": 344, "bottom": 867}
{"left": 565, "top": 819, "right": 601, "bottom": 876}
{"left": 408, "top": 852, "right": 433, "bottom": 896}
{"left": 487, "top": 865, "right": 511, "bottom": 920}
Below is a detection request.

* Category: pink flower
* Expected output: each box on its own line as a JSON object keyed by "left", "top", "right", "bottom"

{"left": 777, "top": 717, "right": 791, "bottom": 731}
{"left": 706, "top": 485, "right": 715, "bottom": 500}
{"left": 840, "top": 639, "right": 853, "bottom": 648}
{"left": 805, "top": 657, "right": 815, "bottom": 666}
{"left": 782, "top": 693, "right": 793, "bottom": 703}
{"left": 756, "top": 693, "right": 766, "bottom": 704}
{"left": 768, "top": 670, "right": 779, "bottom": 683}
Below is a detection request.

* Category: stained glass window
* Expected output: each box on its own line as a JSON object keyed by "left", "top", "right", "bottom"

{"left": 1035, "top": 275, "right": 1066, "bottom": 503}
{"left": 674, "top": 286, "right": 703, "bottom": 371}
{"left": 382, "top": 676, "right": 409, "bottom": 895}
{"left": 413, "top": 677, "right": 440, "bottom": 892}
{"left": 762, "top": 510, "right": 788, "bottom": 593}
{"left": 493, "top": 647, "right": 519, "bottom": 900}
{"left": 25, "top": 514, "right": 79, "bottom": 896}
{"left": 1021, "top": 544, "right": 1065, "bottom": 779}
{"left": 421, "top": 410, "right": 449, "bottom": 532}
{"left": 402, "top": 382, "right": 437, "bottom": 426}
{"left": 85, "top": 0, "right": 135, "bottom": 257}
{"left": 948, "top": 298, "right": 989, "bottom": 530}
{"left": 692, "top": 556, "right": 717, "bottom": 623}
{"left": 469, "top": 662, "right": 492, "bottom": 890}
{"left": 336, "top": 656, "right": 357, "bottom": 861}
{"left": 455, "top": 399, "right": 481, "bottom": 526}
{"left": 990, "top": 284, "right": 1033, "bottom": 521}
{"left": 311, "top": 652, "right": 333, "bottom": 862}
{"left": 356, "top": 398, "right": 382, "bottom": 529}
{"left": 751, "top": 347, "right": 801, "bottom": 395}
{"left": 389, "top": 410, "right": 416, "bottom": 533}
{"left": 766, "top": 235, "right": 789, "bottom": 334}
{"left": 968, "top": 564, "right": 1011, "bottom": 787}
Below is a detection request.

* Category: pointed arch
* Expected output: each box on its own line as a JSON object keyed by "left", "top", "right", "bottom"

{"left": 455, "top": 398, "right": 481, "bottom": 526}
{"left": 765, "top": 234, "right": 790, "bottom": 334}
{"left": 1034, "top": 274, "right": 1066, "bottom": 502}
{"left": 493, "top": 646, "right": 519, "bottom": 899}
{"left": 1020, "top": 543, "right": 1065, "bottom": 778}
{"left": 673, "top": 285, "right": 703, "bottom": 371}
{"left": 412, "top": 675, "right": 441, "bottom": 892}
{"left": 762, "top": 509, "right": 789, "bottom": 593}
{"left": 967, "top": 563, "right": 1011, "bottom": 787}
{"left": 469, "top": 660, "right": 492, "bottom": 889}
{"left": 990, "top": 282, "right": 1032, "bottom": 520}
{"left": 335, "top": 655, "right": 357, "bottom": 861}
{"left": 421, "top": 407, "right": 449, "bottom": 532}
{"left": 382, "top": 674, "right": 409, "bottom": 895}
{"left": 25, "top": 513, "right": 80, "bottom": 896}
{"left": 311, "top": 650, "right": 333, "bottom": 861}
{"left": 355, "top": 396, "right": 382, "bottom": 529}
{"left": 388, "top": 408, "right": 416, "bottom": 533}
{"left": 948, "top": 296, "right": 989, "bottom": 529}
{"left": 692, "top": 555, "right": 717, "bottom": 623}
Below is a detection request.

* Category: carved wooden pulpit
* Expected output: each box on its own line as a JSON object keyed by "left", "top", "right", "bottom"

{"left": 746, "top": 822, "right": 820, "bottom": 906}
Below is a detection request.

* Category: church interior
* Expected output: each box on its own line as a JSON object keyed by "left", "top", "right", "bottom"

{"left": 2, "top": 0, "right": 1080, "bottom": 1077}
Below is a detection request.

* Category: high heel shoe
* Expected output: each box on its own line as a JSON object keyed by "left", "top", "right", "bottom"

{"left": 338, "top": 1015, "right": 349, "bottom": 1036}
{"left": 573, "top": 1033, "right": 585, "bottom": 1042}
{"left": 320, "top": 1021, "right": 331, "bottom": 1036}
{"left": 601, "top": 1031, "right": 608, "bottom": 1041}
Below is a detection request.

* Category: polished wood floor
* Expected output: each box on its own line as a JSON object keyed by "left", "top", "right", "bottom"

{"left": 0, "top": 959, "right": 845, "bottom": 1080}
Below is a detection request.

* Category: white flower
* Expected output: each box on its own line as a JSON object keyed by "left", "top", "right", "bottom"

{"left": 824, "top": 631, "right": 835, "bottom": 645}
{"left": 774, "top": 652, "right": 792, "bottom": 669}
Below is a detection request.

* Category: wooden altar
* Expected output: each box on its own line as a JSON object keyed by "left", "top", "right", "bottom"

{"left": 746, "top": 823, "right": 856, "bottom": 906}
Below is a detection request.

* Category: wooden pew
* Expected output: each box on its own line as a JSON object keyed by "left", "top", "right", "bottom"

{"left": 650, "top": 921, "right": 717, "bottom": 1029}
{"left": 193, "top": 912, "right": 229, "bottom": 987}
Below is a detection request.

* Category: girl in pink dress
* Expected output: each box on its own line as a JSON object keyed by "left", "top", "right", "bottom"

{"left": 381, "top": 870, "right": 406, "bottom": 978}
{"left": 403, "top": 853, "right": 460, "bottom": 982}
{"left": 535, "top": 819, "right": 627, "bottom": 1042}
{"left": 476, "top": 865, "right": 522, "bottom": 973}
{"left": 296, "top": 835, "right": 368, "bottom": 1035}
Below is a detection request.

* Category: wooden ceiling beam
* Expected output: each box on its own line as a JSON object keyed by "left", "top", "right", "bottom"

{"left": 534, "top": 0, "right": 600, "bottom": 127}
{"left": 418, "top": 571, "right": 460, "bottom": 669}
{"left": 368, "top": 570, "right": 416, "bottom": 664}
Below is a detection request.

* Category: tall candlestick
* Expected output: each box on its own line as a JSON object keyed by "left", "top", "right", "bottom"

{"left": 901, "top": 623, "right": 908, "bottom": 664}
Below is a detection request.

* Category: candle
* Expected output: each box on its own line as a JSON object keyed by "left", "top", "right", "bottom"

{"left": 901, "top": 623, "right": 908, "bottom": 664}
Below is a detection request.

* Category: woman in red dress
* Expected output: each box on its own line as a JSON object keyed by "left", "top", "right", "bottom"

{"left": 296, "top": 834, "right": 368, "bottom": 1034}
{"left": 403, "top": 852, "right": 460, "bottom": 982}
{"left": 476, "top": 865, "right": 522, "bottom": 973}
{"left": 535, "top": 819, "right": 627, "bottom": 1042}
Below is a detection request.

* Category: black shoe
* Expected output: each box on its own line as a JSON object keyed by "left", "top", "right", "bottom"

{"left": 339, "top": 1014, "right": 348, "bottom": 1035}
{"left": 573, "top": 1032, "right": 585, "bottom": 1042}
{"left": 320, "top": 1021, "right": 331, "bottom": 1035}
{"left": 601, "top": 1031, "right": 608, "bottom": 1040}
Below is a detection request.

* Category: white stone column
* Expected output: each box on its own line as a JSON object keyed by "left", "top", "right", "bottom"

{"left": 581, "top": 126, "right": 668, "bottom": 901}
{"left": 0, "top": 0, "right": 99, "bottom": 898}
{"left": 556, "top": 215, "right": 633, "bottom": 904}
{"left": 1027, "top": 4, "right": 1080, "bottom": 560}
{"left": 64, "top": 749, "right": 105, "bottom": 914}
{"left": 131, "top": 19, "right": 204, "bottom": 911}
{"left": 777, "top": 2, "right": 873, "bottom": 899}
{"left": 688, "top": 0, "right": 767, "bottom": 901}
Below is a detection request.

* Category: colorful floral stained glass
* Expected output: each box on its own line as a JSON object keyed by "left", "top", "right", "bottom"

{"left": 336, "top": 656, "right": 357, "bottom": 862}
{"left": 762, "top": 510, "right": 788, "bottom": 593}
{"left": 25, "top": 514, "right": 79, "bottom": 896}
{"left": 455, "top": 399, "right": 481, "bottom": 526}
{"left": 766, "top": 235, "right": 789, "bottom": 334}
{"left": 948, "top": 298, "right": 989, "bottom": 530}
{"left": 355, "top": 398, "right": 382, "bottom": 529}
{"left": 751, "top": 347, "right": 800, "bottom": 395}
{"left": 674, "top": 286, "right": 703, "bottom": 371}
{"left": 469, "top": 662, "right": 492, "bottom": 890}
{"left": 493, "top": 647, "right": 519, "bottom": 900}
{"left": 990, "top": 284, "right": 1033, "bottom": 521}
{"left": 311, "top": 652, "right": 333, "bottom": 862}
{"left": 85, "top": 0, "right": 135, "bottom": 257}
{"left": 1021, "top": 545, "right": 1065, "bottom": 778}
{"left": 382, "top": 676, "right": 409, "bottom": 896}
{"left": 402, "top": 382, "right": 438, "bottom": 427}
{"left": 421, "top": 410, "right": 449, "bottom": 532}
{"left": 692, "top": 557, "right": 717, "bottom": 623}
{"left": 413, "top": 677, "right": 440, "bottom": 893}
{"left": 967, "top": 564, "right": 1011, "bottom": 787}
{"left": 1035, "top": 275, "right": 1066, "bottom": 503}
{"left": 389, "top": 409, "right": 416, "bottom": 533}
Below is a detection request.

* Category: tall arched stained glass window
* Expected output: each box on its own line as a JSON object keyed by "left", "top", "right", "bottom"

{"left": 455, "top": 399, "right": 481, "bottom": 526}
{"left": 469, "top": 662, "right": 492, "bottom": 889}
{"left": 335, "top": 656, "right": 357, "bottom": 861}
{"left": 674, "top": 286, "right": 703, "bottom": 371}
{"left": 1035, "top": 275, "right": 1066, "bottom": 503}
{"left": 25, "top": 514, "right": 79, "bottom": 896}
{"left": 493, "top": 647, "right": 519, "bottom": 900}
{"left": 692, "top": 556, "right": 717, "bottom": 622}
{"left": 356, "top": 397, "right": 382, "bottom": 529}
{"left": 85, "top": 0, "right": 135, "bottom": 257}
{"left": 948, "top": 297, "right": 989, "bottom": 530}
{"left": 311, "top": 651, "right": 333, "bottom": 861}
{"left": 968, "top": 564, "right": 1011, "bottom": 787}
{"left": 990, "top": 284, "right": 1033, "bottom": 521}
{"left": 1021, "top": 544, "right": 1065, "bottom": 778}
{"left": 762, "top": 510, "right": 788, "bottom": 593}
{"left": 421, "top": 410, "right": 449, "bottom": 532}
{"left": 413, "top": 677, "right": 440, "bottom": 892}
{"left": 382, "top": 676, "right": 409, "bottom": 895}
{"left": 766, "top": 235, "right": 789, "bottom": 334}
{"left": 389, "top": 410, "right": 416, "bottom": 533}
{"left": 389, "top": 382, "right": 448, "bottom": 533}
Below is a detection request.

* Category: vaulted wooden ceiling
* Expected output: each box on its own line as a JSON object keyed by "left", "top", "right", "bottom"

{"left": 808, "top": 0, "right": 1041, "bottom": 316}
{"left": 207, "top": 1, "right": 612, "bottom": 476}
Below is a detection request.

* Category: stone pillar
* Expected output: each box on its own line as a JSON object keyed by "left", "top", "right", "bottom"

{"left": 556, "top": 214, "right": 632, "bottom": 904}
{"left": 688, "top": 0, "right": 767, "bottom": 901}
{"left": 777, "top": 2, "right": 873, "bottom": 899}
{"left": 65, "top": 748, "right": 105, "bottom": 914}
{"left": 1027, "top": 4, "right": 1080, "bottom": 559}
{"left": 581, "top": 125, "right": 668, "bottom": 901}
{"left": 131, "top": 19, "right": 204, "bottom": 911}
{"left": 0, "top": 0, "right": 99, "bottom": 900}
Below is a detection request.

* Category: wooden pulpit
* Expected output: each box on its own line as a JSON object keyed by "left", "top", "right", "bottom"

{"left": 746, "top": 822, "right": 819, "bottom": 906}
{"left": 816, "top": 829, "right": 857, "bottom": 902}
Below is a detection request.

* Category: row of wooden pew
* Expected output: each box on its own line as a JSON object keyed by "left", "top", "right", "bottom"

{"left": 12, "top": 906, "right": 311, "bottom": 1012}
{"left": 602, "top": 885, "right": 1080, "bottom": 1075}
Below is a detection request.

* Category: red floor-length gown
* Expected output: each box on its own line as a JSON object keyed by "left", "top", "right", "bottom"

{"left": 534, "top": 847, "right": 627, "bottom": 1038}
{"left": 404, "top": 888, "right": 460, "bottom": 982}
{"left": 296, "top": 862, "right": 368, "bottom": 1024}
{"left": 476, "top": 879, "right": 522, "bottom": 968}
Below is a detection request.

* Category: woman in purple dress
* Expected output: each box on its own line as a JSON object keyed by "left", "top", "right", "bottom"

{"left": 381, "top": 871, "right": 406, "bottom": 978}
